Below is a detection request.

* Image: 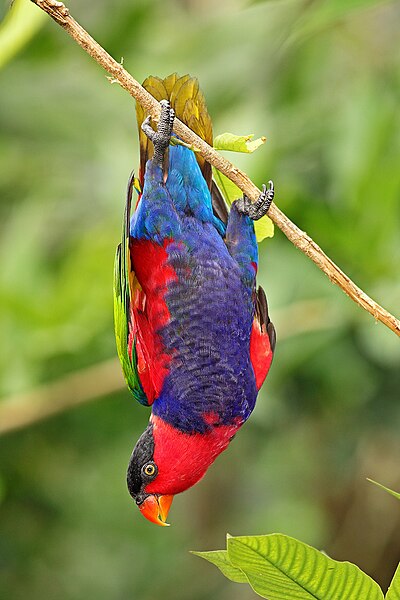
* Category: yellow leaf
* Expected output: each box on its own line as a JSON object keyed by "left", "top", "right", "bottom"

{"left": 213, "top": 132, "right": 266, "bottom": 153}
{"left": 212, "top": 168, "right": 274, "bottom": 242}
{"left": 254, "top": 215, "right": 274, "bottom": 242}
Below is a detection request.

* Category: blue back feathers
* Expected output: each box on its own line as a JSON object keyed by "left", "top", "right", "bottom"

{"left": 131, "top": 144, "right": 259, "bottom": 433}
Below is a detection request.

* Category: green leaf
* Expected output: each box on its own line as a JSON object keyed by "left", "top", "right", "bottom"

{"left": 212, "top": 131, "right": 273, "bottom": 242}
{"left": 386, "top": 563, "right": 400, "bottom": 600}
{"left": 191, "top": 550, "right": 248, "bottom": 584}
{"left": 227, "top": 534, "right": 384, "bottom": 600}
{"left": 0, "top": 0, "right": 46, "bottom": 70}
{"left": 212, "top": 168, "right": 274, "bottom": 242}
{"left": 367, "top": 479, "right": 400, "bottom": 501}
{"left": 169, "top": 137, "right": 200, "bottom": 152}
{"left": 212, "top": 168, "right": 242, "bottom": 204}
{"left": 253, "top": 213, "right": 274, "bottom": 242}
{"left": 214, "top": 132, "right": 266, "bottom": 153}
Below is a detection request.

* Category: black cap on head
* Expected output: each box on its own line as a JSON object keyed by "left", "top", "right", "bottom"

{"left": 127, "top": 423, "right": 155, "bottom": 503}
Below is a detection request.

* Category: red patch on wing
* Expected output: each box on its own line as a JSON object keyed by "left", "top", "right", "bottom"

{"left": 129, "top": 239, "right": 178, "bottom": 403}
{"left": 145, "top": 415, "right": 239, "bottom": 496}
{"left": 203, "top": 412, "right": 220, "bottom": 426}
{"left": 250, "top": 318, "right": 273, "bottom": 390}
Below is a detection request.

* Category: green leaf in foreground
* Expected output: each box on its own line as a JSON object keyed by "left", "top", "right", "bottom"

{"left": 212, "top": 169, "right": 274, "bottom": 242}
{"left": 367, "top": 479, "right": 400, "bottom": 501}
{"left": 386, "top": 563, "right": 400, "bottom": 600}
{"left": 214, "top": 132, "right": 266, "bottom": 153}
{"left": 227, "top": 535, "right": 384, "bottom": 600}
{"left": 191, "top": 550, "right": 247, "bottom": 584}
{"left": 253, "top": 214, "right": 275, "bottom": 243}
{"left": 212, "top": 168, "right": 242, "bottom": 204}
{"left": 195, "top": 533, "right": 384, "bottom": 600}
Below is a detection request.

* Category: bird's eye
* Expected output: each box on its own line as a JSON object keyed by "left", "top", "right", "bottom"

{"left": 143, "top": 462, "right": 156, "bottom": 477}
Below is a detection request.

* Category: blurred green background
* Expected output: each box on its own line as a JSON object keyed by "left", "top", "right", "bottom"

{"left": 0, "top": 0, "right": 399, "bottom": 598}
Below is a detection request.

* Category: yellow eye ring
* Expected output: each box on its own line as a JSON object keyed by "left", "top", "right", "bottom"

{"left": 144, "top": 463, "right": 156, "bottom": 477}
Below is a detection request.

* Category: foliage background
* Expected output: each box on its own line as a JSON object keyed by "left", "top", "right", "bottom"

{"left": 0, "top": 0, "right": 399, "bottom": 598}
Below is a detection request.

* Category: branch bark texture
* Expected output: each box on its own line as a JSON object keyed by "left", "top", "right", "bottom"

{"left": 29, "top": 0, "right": 400, "bottom": 337}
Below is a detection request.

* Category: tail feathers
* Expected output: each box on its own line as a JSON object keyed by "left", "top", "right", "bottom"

{"left": 249, "top": 285, "right": 276, "bottom": 390}
{"left": 136, "top": 74, "right": 213, "bottom": 189}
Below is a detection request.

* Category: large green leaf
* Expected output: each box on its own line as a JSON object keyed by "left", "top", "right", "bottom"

{"left": 194, "top": 533, "right": 386, "bottom": 599}
{"left": 226, "top": 534, "right": 383, "bottom": 600}
{"left": 386, "top": 564, "right": 400, "bottom": 600}
{"left": 214, "top": 132, "right": 266, "bottom": 153}
{"left": 191, "top": 550, "right": 248, "bottom": 584}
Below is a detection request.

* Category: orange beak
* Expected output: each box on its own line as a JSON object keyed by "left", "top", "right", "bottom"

{"left": 138, "top": 494, "right": 174, "bottom": 526}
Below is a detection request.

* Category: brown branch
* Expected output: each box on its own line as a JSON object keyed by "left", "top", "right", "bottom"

{"left": 0, "top": 359, "right": 124, "bottom": 435}
{"left": 29, "top": 0, "right": 400, "bottom": 337}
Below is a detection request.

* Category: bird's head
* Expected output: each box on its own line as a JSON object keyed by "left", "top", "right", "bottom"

{"left": 127, "top": 415, "right": 237, "bottom": 526}
{"left": 126, "top": 421, "right": 173, "bottom": 526}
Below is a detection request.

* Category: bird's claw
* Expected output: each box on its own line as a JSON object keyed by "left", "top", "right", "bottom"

{"left": 141, "top": 100, "right": 175, "bottom": 167}
{"left": 236, "top": 180, "right": 274, "bottom": 220}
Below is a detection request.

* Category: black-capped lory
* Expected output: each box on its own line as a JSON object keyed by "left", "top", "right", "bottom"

{"left": 114, "top": 74, "right": 276, "bottom": 526}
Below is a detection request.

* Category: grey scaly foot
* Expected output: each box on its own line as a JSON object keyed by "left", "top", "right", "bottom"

{"left": 236, "top": 180, "right": 274, "bottom": 220}
{"left": 141, "top": 100, "right": 175, "bottom": 167}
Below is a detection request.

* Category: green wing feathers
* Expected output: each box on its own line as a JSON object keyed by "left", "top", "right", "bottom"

{"left": 113, "top": 173, "right": 149, "bottom": 406}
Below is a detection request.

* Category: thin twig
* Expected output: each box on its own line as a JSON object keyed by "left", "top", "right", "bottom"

{"left": 29, "top": 0, "right": 400, "bottom": 337}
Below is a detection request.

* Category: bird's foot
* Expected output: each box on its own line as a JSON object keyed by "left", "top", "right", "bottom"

{"left": 141, "top": 100, "right": 175, "bottom": 167}
{"left": 236, "top": 181, "right": 274, "bottom": 220}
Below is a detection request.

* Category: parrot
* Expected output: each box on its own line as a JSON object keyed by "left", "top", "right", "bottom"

{"left": 114, "top": 74, "right": 276, "bottom": 526}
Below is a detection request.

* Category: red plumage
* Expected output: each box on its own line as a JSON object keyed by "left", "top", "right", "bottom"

{"left": 129, "top": 239, "right": 178, "bottom": 403}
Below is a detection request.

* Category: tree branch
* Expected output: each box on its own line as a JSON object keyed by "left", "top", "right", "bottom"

{"left": 0, "top": 359, "right": 124, "bottom": 435}
{"left": 29, "top": 0, "right": 400, "bottom": 337}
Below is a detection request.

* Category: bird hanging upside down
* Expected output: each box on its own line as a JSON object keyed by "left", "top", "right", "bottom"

{"left": 114, "top": 74, "right": 276, "bottom": 526}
